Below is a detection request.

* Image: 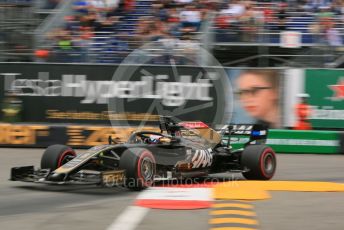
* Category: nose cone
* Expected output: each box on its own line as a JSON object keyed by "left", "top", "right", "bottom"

{"left": 48, "top": 173, "right": 65, "bottom": 181}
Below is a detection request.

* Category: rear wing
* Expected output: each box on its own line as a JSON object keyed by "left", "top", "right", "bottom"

{"left": 219, "top": 124, "right": 268, "bottom": 146}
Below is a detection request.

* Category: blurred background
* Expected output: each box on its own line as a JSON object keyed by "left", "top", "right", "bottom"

{"left": 1, "top": 3, "right": 344, "bottom": 230}
{"left": 0, "top": 0, "right": 343, "bottom": 66}
{"left": 0, "top": 0, "right": 343, "bottom": 151}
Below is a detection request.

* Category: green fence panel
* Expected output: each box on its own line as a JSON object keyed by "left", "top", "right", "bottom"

{"left": 227, "top": 129, "right": 340, "bottom": 154}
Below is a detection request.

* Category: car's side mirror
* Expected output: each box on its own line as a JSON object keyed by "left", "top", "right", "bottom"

{"left": 108, "top": 136, "right": 120, "bottom": 145}
{"left": 108, "top": 136, "right": 113, "bottom": 145}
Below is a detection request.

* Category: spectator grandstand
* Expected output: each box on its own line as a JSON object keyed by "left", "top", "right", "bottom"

{"left": 214, "top": 0, "right": 343, "bottom": 45}
{"left": 37, "top": 0, "right": 214, "bottom": 64}
{"left": 1, "top": 0, "right": 343, "bottom": 67}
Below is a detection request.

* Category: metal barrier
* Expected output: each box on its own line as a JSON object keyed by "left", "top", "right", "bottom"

{"left": 34, "top": 0, "right": 74, "bottom": 52}
{"left": 0, "top": 1, "right": 38, "bottom": 61}
{"left": 229, "top": 129, "right": 343, "bottom": 154}
{"left": 44, "top": 33, "right": 203, "bottom": 65}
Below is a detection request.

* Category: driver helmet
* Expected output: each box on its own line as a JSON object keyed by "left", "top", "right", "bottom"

{"left": 148, "top": 135, "right": 162, "bottom": 144}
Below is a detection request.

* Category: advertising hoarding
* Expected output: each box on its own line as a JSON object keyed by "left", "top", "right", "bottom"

{"left": 0, "top": 63, "right": 231, "bottom": 126}
{"left": 305, "top": 69, "right": 344, "bottom": 129}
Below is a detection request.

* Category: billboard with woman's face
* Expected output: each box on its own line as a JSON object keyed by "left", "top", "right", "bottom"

{"left": 226, "top": 69, "right": 283, "bottom": 129}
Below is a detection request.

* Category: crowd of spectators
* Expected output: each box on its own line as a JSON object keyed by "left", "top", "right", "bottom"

{"left": 36, "top": 0, "right": 344, "bottom": 63}
{"left": 42, "top": 0, "right": 130, "bottom": 62}
{"left": 214, "top": 0, "right": 344, "bottom": 46}
{"left": 40, "top": 0, "right": 217, "bottom": 63}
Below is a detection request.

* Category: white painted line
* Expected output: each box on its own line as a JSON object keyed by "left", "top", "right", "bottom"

{"left": 106, "top": 206, "right": 149, "bottom": 230}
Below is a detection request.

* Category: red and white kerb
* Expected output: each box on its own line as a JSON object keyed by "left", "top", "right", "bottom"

{"left": 135, "top": 187, "right": 213, "bottom": 210}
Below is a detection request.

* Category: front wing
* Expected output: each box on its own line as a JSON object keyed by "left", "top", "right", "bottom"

{"left": 10, "top": 166, "right": 125, "bottom": 186}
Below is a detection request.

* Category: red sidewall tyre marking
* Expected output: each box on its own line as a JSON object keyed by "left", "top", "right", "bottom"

{"left": 259, "top": 148, "right": 276, "bottom": 179}
{"left": 137, "top": 151, "right": 156, "bottom": 187}
{"left": 57, "top": 149, "right": 76, "bottom": 168}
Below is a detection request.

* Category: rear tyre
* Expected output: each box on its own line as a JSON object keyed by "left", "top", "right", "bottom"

{"left": 241, "top": 145, "right": 276, "bottom": 180}
{"left": 119, "top": 148, "right": 156, "bottom": 191}
{"left": 41, "top": 144, "right": 76, "bottom": 170}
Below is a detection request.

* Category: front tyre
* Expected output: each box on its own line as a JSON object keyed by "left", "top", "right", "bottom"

{"left": 241, "top": 145, "right": 276, "bottom": 180}
{"left": 41, "top": 144, "right": 76, "bottom": 170}
{"left": 120, "top": 148, "right": 156, "bottom": 191}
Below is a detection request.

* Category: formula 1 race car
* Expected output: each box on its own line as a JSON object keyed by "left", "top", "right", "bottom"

{"left": 10, "top": 117, "right": 277, "bottom": 190}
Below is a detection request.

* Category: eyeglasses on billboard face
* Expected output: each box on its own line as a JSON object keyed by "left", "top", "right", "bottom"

{"left": 235, "top": 86, "right": 272, "bottom": 98}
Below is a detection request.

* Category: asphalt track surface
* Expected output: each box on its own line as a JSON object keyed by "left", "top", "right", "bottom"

{"left": 1, "top": 148, "right": 344, "bottom": 230}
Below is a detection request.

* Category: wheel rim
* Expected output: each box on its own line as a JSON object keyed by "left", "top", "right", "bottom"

{"left": 140, "top": 157, "right": 154, "bottom": 181}
{"left": 263, "top": 153, "right": 275, "bottom": 174}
